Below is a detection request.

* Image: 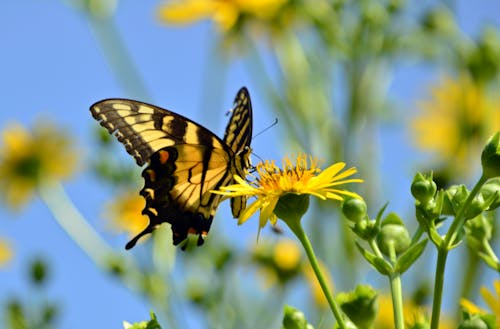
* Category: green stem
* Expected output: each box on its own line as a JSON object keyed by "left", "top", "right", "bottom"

{"left": 430, "top": 247, "right": 448, "bottom": 329}
{"left": 89, "top": 17, "right": 151, "bottom": 101}
{"left": 430, "top": 175, "right": 487, "bottom": 329}
{"left": 38, "top": 180, "right": 114, "bottom": 268}
{"left": 287, "top": 221, "right": 348, "bottom": 329}
{"left": 389, "top": 273, "right": 405, "bottom": 329}
{"left": 388, "top": 244, "right": 405, "bottom": 329}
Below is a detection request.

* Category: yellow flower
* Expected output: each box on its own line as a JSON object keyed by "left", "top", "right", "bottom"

{"left": 0, "top": 239, "right": 13, "bottom": 268}
{"left": 158, "top": 0, "right": 288, "bottom": 31}
{"left": 0, "top": 122, "right": 78, "bottom": 209}
{"left": 461, "top": 279, "right": 500, "bottom": 327}
{"left": 412, "top": 75, "right": 500, "bottom": 174}
{"left": 376, "top": 294, "right": 454, "bottom": 329}
{"left": 252, "top": 238, "right": 304, "bottom": 286}
{"left": 214, "top": 153, "right": 363, "bottom": 229}
{"left": 105, "top": 190, "right": 149, "bottom": 238}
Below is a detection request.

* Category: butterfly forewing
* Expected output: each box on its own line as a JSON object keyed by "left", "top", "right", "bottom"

{"left": 90, "top": 87, "right": 253, "bottom": 248}
{"left": 223, "top": 87, "right": 253, "bottom": 218}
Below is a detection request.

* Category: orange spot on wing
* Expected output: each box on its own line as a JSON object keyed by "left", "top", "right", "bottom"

{"left": 158, "top": 150, "right": 169, "bottom": 164}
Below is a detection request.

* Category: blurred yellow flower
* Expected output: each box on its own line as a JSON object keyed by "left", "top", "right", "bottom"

{"left": 214, "top": 153, "right": 362, "bottom": 230}
{"left": 0, "top": 122, "right": 78, "bottom": 209}
{"left": 158, "top": 0, "right": 288, "bottom": 31}
{"left": 0, "top": 239, "right": 13, "bottom": 268}
{"left": 376, "top": 294, "right": 454, "bottom": 329}
{"left": 252, "top": 238, "right": 303, "bottom": 286}
{"left": 412, "top": 75, "right": 500, "bottom": 174}
{"left": 105, "top": 190, "right": 149, "bottom": 238}
{"left": 461, "top": 279, "right": 500, "bottom": 328}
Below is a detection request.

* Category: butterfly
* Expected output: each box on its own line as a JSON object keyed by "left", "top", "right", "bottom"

{"left": 90, "top": 87, "right": 252, "bottom": 249}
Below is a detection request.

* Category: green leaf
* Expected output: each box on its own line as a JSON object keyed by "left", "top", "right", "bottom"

{"left": 394, "top": 239, "right": 428, "bottom": 274}
{"left": 478, "top": 252, "right": 500, "bottom": 271}
{"left": 123, "top": 312, "right": 162, "bottom": 329}
{"left": 355, "top": 242, "right": 393, "bottom": 275}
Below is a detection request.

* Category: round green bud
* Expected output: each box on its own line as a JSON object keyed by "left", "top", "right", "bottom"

{"left": 411, "top": 173, "right": 437, "bottom": 204}
{"left": 421, "top": 7, "right": 456, "bottom": 35}
{"left": 342, "top": 197, "right": 367, "bottom": 223}
{"left": 377, "top": 223, "right": 411, "bottom": 256}
{"left": 465, "top": 194, "right": 486, "bottom": 220}
{"left": 338, "top": 285, "right": 378, "bottom": 329}
{"left": 282, "top": 305, "right": 309, "bottom": 329}
{"left": 30, "top": 258, "right": 48, "bottom": 286}
{"left": 481, "top": 131, "right": 500, "bottom": 179}
{"left": 479, "top": 177, "right": 500, "bottom": 210}
{"left": 458, "top": 316, "right": 489, "bottom": 329}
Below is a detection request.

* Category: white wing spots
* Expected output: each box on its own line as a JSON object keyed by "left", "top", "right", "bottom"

{"left": 112, "top": 103, "right": 132, "bottom": 111}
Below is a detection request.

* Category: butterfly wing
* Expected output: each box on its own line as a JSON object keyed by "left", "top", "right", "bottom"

{"left": 90, "top": 88, "right": 252, "bottom": 248}
{"left": 223, "top": 87, "right": 253, "bottom": 218}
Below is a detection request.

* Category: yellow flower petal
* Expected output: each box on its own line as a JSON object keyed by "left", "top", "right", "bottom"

{"left": 158, "top": 0, "right": 216, "bottom": 25}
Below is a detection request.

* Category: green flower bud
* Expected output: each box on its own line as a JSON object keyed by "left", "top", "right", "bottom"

{"left": 411, "top": 172, "right": 437, "bottom": 204}
{"left": 479, "top": 177, "right": 500, "bottom": 210}
{"left": 445, "top": 185, "right": 469, "bottom": 214}
{"left": 30, "top": 258, "right": 48, "bottom": 286}
{"left": 458, "top": 315, "right": 489, "bottom": 329}
{"left": 481, "top": 132, "right": 500, "bottom": 179}
{"left": 274, "top": 194, "right": 310, "bottom": 224}
{"left": 421, "top": 7, "right": 456, "bottom": 35}
{"left": 377, "top": 213, "right": 411, "bottom": 256}
{"left": 353, "top": 219, "right": 379, "bottom": 241}
{"left": 282, "top": 305, "right": 314, "bottom": 329}
{"left": 468, "top": 27, "right": 500, "bottom": 83}
{"left": 337, "top": 285, "right": 378, "bottom": 329}
{"left": 465, "top": 214, "right": 493, "bottom": 251}
{"left": 362, "top": 2, "right": 388, "bottom": 28}
{"left": 465, "top": 194, "right": 487, "bottom": 220}
{"left": 342, "top": 197, "right": 367, "bottom": 223}
{"left": 441, "top": 185, "right": 460, "bottom": 216}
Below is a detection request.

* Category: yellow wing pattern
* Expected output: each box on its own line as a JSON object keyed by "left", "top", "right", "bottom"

{"left": 90, "top": 87, "right": 253, "bottom": 248}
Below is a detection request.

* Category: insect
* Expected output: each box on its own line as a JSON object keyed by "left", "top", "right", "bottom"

{"left": 90, "top": 87, "right": 252, "bottom": 249}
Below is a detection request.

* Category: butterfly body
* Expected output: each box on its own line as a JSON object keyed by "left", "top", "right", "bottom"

{"left": 90, "top": 88, "right": 252, "bottom": 248}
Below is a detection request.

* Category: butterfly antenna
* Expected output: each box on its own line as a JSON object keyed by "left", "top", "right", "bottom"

{"left": 252, "top": 118, "right": 278, "bottom": 140}
{"left": 249, "top": 118, "right": 278, "bottom": 169}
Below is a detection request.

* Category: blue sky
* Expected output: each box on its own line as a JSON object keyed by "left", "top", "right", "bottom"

{"left": 1, "top": 0, "right": 499, "bottom": 328}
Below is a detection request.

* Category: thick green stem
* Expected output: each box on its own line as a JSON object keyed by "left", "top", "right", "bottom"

{"left": 430, "top": 247, "right": 448, "bottom": 329}
{"left": 89, "top": 18, "right": 151, "bottom": 101}
{"left": 388, "top": 244, "right": 405, "bottom": 329}
{"left": 38, "top": 180, "right": 113, "bottom": 267}
{"left": 287, "top": 221, "right": 348, "bottom": 329}
{"left": 389, "top": 273, "right": 405, "bottom": 329}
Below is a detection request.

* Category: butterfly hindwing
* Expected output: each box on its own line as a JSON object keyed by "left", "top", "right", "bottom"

{"left": 90, "top": 87, "right": 253, "bottom": 248}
